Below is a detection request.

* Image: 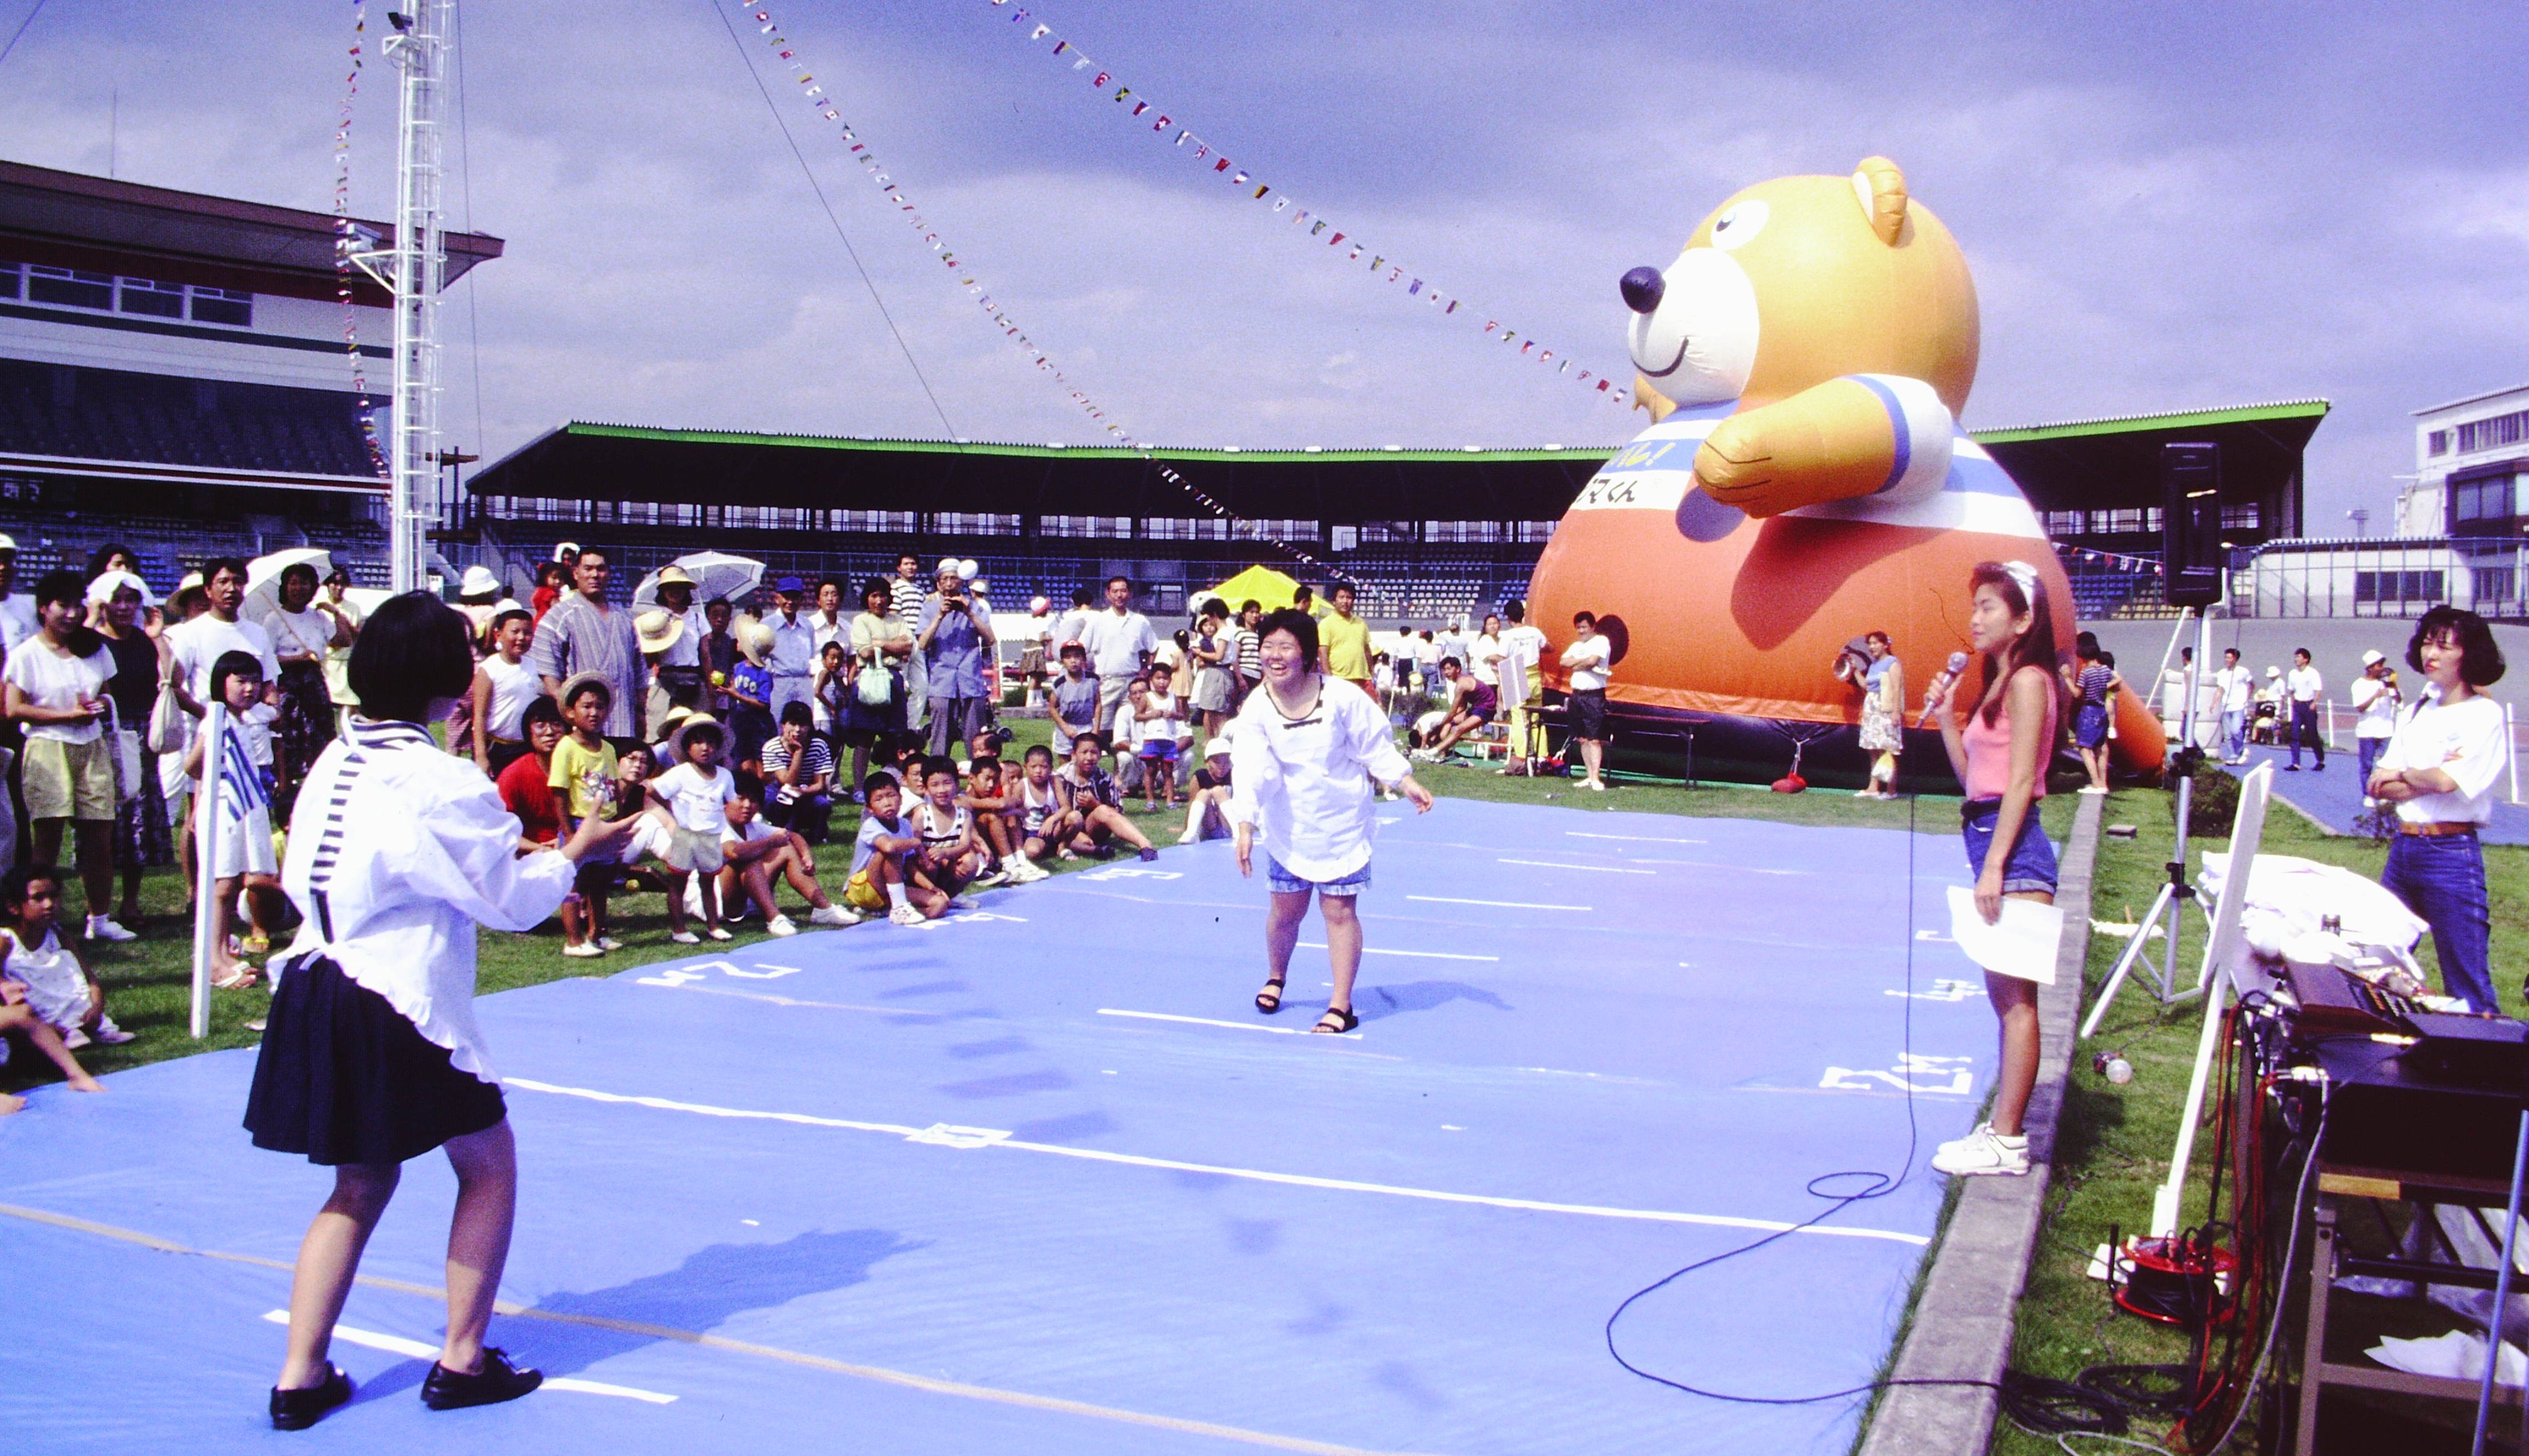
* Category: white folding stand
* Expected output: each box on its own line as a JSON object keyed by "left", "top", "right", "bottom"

{"left": 187, "top": 702, "right": 230, "bottom": 1040}
{"left": 2149, "top": 759, "right": 2273, "bottom": 1237}
{"left": 2080, "top": 605, "right": 2221, "bottom": 1039}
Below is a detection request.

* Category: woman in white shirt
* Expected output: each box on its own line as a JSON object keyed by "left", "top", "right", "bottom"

{"left": 259, "top": 562, "right": 354, "bottom": 803}
{"left": 2348, "top": 647, "right": 2403, "bottom": 803}
{"left": 2368, "top": 607, "right": 2508, "bottom": 1013}
{"left": 245, "top": 593, "right": 634, "bottom": 1430}
{"left": 1, "top": 570, "right": 122, "bottom": 938}
{"left": 1231, "top": 607, "right": 1433, "bottom": 1033}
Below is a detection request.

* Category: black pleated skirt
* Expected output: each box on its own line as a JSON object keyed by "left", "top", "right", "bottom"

{"left": 244, "top": 954, "right": 506, "bottom": 1166}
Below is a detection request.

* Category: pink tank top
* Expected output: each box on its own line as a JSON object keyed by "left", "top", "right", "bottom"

{"left": 1962, "top": 671, "right": 2057, "bottom": 802}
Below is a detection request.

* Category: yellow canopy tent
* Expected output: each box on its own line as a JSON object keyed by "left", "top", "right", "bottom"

{"left": 1201, "top": 564, "right": 1302, "bottom": 612}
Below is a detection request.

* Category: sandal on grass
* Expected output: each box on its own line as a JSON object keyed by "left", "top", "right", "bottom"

{"left": 1255, "top": 977, "right": 1286, "bottom": 1014}
{"left": 1312, "top": 1006, "right": 1358, "bottom": 1034}
{"left": 211, "top": 967, "right": 259, "bottom": 991}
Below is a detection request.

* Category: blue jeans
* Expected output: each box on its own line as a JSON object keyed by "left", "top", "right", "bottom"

{"left": 2382, "top": 833, "right": 2496, "bottom": 1013}
{"left": 2288, "top": 701, "right": 2323, "bottom": 767}
{"left": 2223, "top": 709, "right": 2247, "bottom": 760}
{"left": 2356, "top": 735, "right": 2387, "bottom": 792}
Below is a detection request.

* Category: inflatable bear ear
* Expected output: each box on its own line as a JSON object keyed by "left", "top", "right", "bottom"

{"left": 1852, "top": 156, "right": 1909, "bottom": 245}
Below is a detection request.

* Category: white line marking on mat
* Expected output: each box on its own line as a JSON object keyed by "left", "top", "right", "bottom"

{"left": 257, "top": 1311, "right": 676, "bottom": 1403}
{"left": 1565, "top": 831, "right": 1708, "bottom": 844}
{"left": 1407, "top": 895, "right": 1590, "bottom": 912}
{"left": 1099, "top": 1008, "right": 1361, "bottom": 1039}
{"left": 1622, "top": 858, "right": 1807, "bottom": 873}
{"left": 1497, "top": 858, "right": 1654, "bottom": 875}
{"left": 637, "top": 982, "right": 949, "bottom": 1019}
{"left": 1296, "top": 942, "right": 1498, "bottom": 962}
{"left": 0, "top": 1207, "right": 1430, "bottom": 1456}
{"left": 504, "top": 1081, "right": 1927, "bottom": 1246}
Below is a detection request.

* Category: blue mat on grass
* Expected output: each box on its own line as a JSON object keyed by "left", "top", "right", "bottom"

{"left": 1, "top": 797, "right": 2001, "bottom": 1455}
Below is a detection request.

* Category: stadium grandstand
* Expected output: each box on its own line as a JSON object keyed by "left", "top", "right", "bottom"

{"left": 456, "top": 423, "right": 1603, "bottom": 622}
{"left": 0, "top": 159, "right": 499, "bottom": 592}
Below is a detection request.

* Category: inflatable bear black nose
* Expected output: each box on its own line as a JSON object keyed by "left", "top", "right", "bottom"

{"left": 1619, "top": 266, "right": 1664, "bottom": 315}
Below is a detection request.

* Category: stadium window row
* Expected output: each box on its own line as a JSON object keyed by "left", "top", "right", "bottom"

{"left": 2456, "top": 410, "right": 2529, "bottom": 455}
{"left": 0, "top": 261, "right": 253, "bottom": 327}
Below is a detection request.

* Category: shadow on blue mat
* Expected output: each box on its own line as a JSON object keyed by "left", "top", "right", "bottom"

{"left": 1359, "top": 979, "right": 1516, "bottom": 1022}
{"left": 526, "top": 1229, "right": 921, "bottom": 1377}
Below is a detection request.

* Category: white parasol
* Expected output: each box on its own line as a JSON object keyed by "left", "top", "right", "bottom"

{"left": 635, "top": 550, "right": 764, "bottom": 608}
{"left": 244, "top": 548, "right": 336, "bottom": 625}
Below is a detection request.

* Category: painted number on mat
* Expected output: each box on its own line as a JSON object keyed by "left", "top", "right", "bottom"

{"left": 636, "top": 958, "right": 802, "bottom": 986}
{"left": 1820, "top": 1054, "right": 1974, "bottom": 1097}
{"left": 1885, "top": 980, "right": 1980, "bottom": 1003}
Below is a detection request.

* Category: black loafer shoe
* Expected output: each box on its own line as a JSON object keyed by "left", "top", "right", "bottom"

{"left": 420, "top": 1348, "right": 543, "bottom": 1411}
{"left": 270, "top": 1363, "right": 353, "bottom": 1430}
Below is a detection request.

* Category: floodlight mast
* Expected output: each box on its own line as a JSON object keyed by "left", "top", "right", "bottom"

{"left": 347, "top": 1, "right": 452, "bottom": 594}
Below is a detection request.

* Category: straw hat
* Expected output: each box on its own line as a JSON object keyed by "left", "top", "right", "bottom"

{"left": 558, "top": 670, "right": 616, "bottom": 712}
{"left": 653, "top": 564, "right": 698, "bottom": 592}
{"left": 458, "top": 565, "right": 502, "bottom": 600}
{"left": 733, "top": 617, "right": 776, "bottom": 663}
{"left": 635, "top": 608, "right": 685, "bottom": 656}
{"left": 669, "top": 712, "right": 726, "bottom": 763}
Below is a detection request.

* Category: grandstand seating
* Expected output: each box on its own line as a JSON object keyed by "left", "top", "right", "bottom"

{"left": 0, "top": 359, "right": 379, "bottom": 479}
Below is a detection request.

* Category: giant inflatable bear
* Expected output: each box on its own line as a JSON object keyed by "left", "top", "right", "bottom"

{"left": 1527, "top": 155, "right": 2163, "bottom": 785}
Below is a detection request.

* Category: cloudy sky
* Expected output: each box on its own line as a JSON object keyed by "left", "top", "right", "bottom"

{"left": 5, "top": 0, "right": 2524, "bottom": 530}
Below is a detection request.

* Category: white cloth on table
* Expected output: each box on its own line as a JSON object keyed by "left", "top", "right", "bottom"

{"left": 2198, "top": 850, "right": 2426, "bottom": 953}
{"left": 277, "top": 717, "right": 576, "bottom": 1082}
{"left": 1228, "top": 676, "right": 1411, "bottom": 882}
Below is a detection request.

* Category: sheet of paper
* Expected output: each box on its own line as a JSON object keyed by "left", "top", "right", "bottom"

{"left": 1947, "top": 887, "right": 2062, "bottom": 985}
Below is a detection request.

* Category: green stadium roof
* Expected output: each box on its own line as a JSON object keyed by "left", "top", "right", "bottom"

{"left": 1970, "top": 398, "right": 2329, "bottom": 445}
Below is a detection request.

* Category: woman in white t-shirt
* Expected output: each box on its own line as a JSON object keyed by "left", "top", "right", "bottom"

{"left": 2, "top": 570, "right": 128, "bottom": 939}
{"left": 1468, "top": 613, "right": 1504, "bottom": 689}
{"left": 2348, "top": 647, "right": 2403, "bottom": 803}
{"left": 259, "top": 563, "right": 352, "bottom": 804}
{"left": 2368, "top": 607, "right": 2509, "bottom": 1013}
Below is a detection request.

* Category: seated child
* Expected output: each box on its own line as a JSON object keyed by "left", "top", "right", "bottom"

{"left": 716, "top": 788, "right": 855, "bottom": 934}
{"left": 960, "top": 755, "right": 1045, "bottom": 884}
{"left": 1, "top": 865, "right": 131, "bottom": 1051}
{"left": 1054, "top": 732, "right": 1159, "bottom": 861}
{"left": 911, "top": 757, "right": 986, "bottom": 902}
{"left": 648, "top": 717, "right": 738, "bottom": 943}
{"left": 184, "top": 650, "right": 285, "bottom": 987}
{"left": 845, "top": 773, "right": 946, "bottom": 925}
{"left": 1013, "top": 744, "right": 1077, "bottom": 866}
{"left": 1180, "top": 723, "right": 1236, "bottom": 845}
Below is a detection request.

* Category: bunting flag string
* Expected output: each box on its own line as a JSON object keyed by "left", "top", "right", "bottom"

{"left": 725, "top": 0, "right": 1359, "bottom": 586}
{"left": 330, "top": 1, "right": 387, "bottom": 479}
{"left": 978, "top": 0, "right": 1627, "bottom": 407}
{"left": 2055, "top": 541, "right": 2164, "bottom": 572}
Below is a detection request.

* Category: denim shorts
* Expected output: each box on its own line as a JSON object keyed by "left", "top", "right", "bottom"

{"left": 1960, "top": 800, "right": 2059, "bottom": 897}
{"left": 2074, "top": 703, "right": 2110, "bottom": 749}
{"left": 1266, "top": 854, "right": 1371, "bottom": 897}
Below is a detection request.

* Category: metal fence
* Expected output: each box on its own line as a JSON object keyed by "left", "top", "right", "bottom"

{"left": 2056, "top": 535, "right": 2527, "bottom": 622}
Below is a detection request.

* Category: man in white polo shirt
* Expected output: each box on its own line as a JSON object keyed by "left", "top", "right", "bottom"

{"left": 2284, "top": 647, "right": 2324, "bottom": 772}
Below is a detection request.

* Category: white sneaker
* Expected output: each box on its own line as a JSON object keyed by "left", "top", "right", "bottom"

{"left": 595, "top": 936, "right": 624, "bottom": 952}
{"left": 92, "top": 1017, "right": 135, "bottom": 1044}
{"left": 1016, "top": 860, "right": 1051, "bottom": 882}
{"left": 668, "top": 930, "right": 702, "bottom": 945}
{"left": 85, "top": 915, "right": 136, "bottom": 942}
{"left": 563, "top": 942, "right": 605, "bottom": 958}
{"left": 63, "top": 1028, "right": 91, "bottom": 1050}
{"left": 888, "top": 904, "right": 926, "bottom": 926}
{"left": 1931, "top": 1124, "right": 2030, "bottom": 1177}
{"left": 766, "top": 915, "right": 798, "bottom": 937}
{"left": 706, "top": 926, "right": 734, "bottom": 942}
{"left": 809, "top": 905, "right": 856, "bottom": 926}
{"left": 972, "top": 866, "right": 1008, "bottom": 889}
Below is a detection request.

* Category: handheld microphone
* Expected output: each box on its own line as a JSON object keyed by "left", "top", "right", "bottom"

{"left": 1917, "top": 652, "right": 1969, "bottom": 729}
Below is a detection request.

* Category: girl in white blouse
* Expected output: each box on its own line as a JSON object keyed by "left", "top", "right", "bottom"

{"left": 245, "top": 593, "right": 634, "bottom": 1430}
{"left": 1231, "top": 608, "right": 1432, "bottom": 1033}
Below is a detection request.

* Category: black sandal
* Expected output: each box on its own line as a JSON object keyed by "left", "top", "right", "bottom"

{"left": 1255, "top": 978, "right": 1286, "bottom": 1014}
{"left": 1312, "top": 1006, "right": 1359, "bottom": 1034}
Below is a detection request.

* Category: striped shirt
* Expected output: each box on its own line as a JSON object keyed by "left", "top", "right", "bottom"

{"left": 1233, "top": 626, "right": 1262, "bottom": 680}
{"left": 890, "top": 577, "right": 927, "bottom": 633}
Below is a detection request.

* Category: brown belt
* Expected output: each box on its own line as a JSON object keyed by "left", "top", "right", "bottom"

{"left": 2396, "top": 821, "right": 2479, "bottom": 838}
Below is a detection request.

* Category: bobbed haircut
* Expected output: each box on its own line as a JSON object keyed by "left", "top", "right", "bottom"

{"left": 2408, "top": 605, "right": 2507, "bottom": 688}
{"left": 861, "top": 576, "right": 893, "bottom": 607}
{"left": 1, "top": 862, "right": 64, "bottom": 911}
{"left": 1256, "top": 606, "right": 1319, "bottom": 668}
{"left": 779, "top": 700, "right": 814, "bottom": 727}
{"left": 31, "top": 568, "right": 84, "bottom": 610}
{"left": 347, "top": 590, "right": 475, "bottom": 722}
{"left": 520, "top": 695, "right": 566, "bottom": 732}
{"left": 209, "top": 649, "right": 266, "bottom": 703}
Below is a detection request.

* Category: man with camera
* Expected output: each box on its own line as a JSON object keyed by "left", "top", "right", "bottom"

{"left": 916, "top": 560, "right": 997, "bottom": 759}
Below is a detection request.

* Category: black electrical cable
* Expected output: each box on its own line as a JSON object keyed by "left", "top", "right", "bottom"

{"left": 1601, "top": 797, "right": 2180, "bottom": 1442}
{"left": 0, "top": 0, "right": 48, "bottom": 72}
{"left": 707, "top": 0, "right": 964, "bottom": 444}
